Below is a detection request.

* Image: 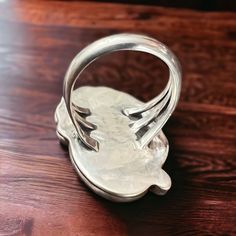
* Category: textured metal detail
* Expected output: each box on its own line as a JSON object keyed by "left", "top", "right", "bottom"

{"left": 55, "top": 86, "right": 171, "bottom": 202}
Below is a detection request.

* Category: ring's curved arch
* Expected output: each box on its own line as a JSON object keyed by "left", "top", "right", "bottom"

{"left": 63, "top": 33, "right": 182, "bottom": 151}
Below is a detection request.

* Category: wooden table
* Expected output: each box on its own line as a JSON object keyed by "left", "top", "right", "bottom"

{"left": 0, "top": 1, "right": 235, "bottom": 235}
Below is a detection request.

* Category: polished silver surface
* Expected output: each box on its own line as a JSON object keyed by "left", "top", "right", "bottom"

{"left": 55, "top": 33, "right": 182, "bottom": 202}
{"left": 55, "top": 86, "right": 171, "bottom": 201}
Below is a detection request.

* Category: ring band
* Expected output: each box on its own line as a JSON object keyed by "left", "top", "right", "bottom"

{"left": 63, "top": 33, "right": 181, "bottom": 151}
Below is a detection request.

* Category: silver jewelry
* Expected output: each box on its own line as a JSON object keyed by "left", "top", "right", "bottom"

{"left": 55, "top": 33, "right": 182, "bottom": 202}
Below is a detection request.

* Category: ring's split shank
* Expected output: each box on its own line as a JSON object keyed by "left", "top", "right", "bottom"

{"left": 63, "top": 33, "right": 181, "bottom": 151}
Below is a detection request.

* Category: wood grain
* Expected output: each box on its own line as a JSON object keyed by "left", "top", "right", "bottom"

{"left": 0, "top": 1, "right": 235, "bottom": 235}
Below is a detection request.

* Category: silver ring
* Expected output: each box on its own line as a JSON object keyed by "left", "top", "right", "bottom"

{"left": 63, "top": 33, "right": 181, "bottom": 151}
{"left": 56, "top": 33, "right": 182, "bottom": 201}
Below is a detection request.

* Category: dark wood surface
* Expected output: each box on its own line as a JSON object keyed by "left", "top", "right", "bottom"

{"left": 0, "top": 1, "right": 235, "bottom": 235}
{"left": 93, "top": 0, "right": 236, "bottom": 12}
